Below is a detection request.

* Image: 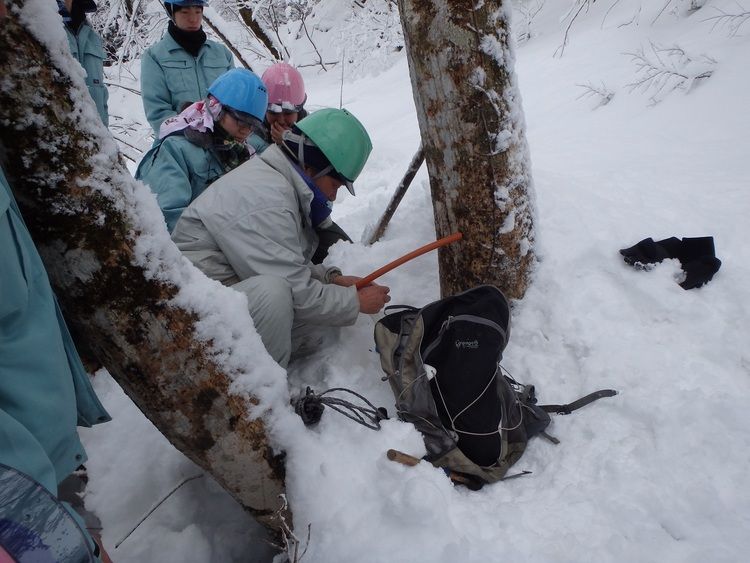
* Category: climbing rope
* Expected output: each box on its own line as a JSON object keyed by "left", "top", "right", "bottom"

{"left": 294, "top": 386, "right": 389, "bottom": 431}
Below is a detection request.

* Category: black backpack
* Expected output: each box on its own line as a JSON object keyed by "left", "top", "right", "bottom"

{"left": 374, "top": 285, "right": 616, "bottom": 487}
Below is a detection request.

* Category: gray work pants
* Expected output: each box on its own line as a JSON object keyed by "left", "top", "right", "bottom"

{"left": 232, "top": 275, "right": 326, "bottom": 368}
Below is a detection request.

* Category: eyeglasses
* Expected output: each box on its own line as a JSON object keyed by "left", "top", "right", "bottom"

{"left": 224, "top": 107, "right": 259, "bottom": 130}
{"left": 267, "top": 101, "right": 304, "bottom": 114}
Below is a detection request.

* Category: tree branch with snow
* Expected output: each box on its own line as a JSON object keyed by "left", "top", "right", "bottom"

{"left": 625, "top": 41, "right": 716, "bottom": 104}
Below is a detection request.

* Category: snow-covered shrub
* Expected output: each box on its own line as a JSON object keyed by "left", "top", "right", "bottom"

{"left": 625, "top": 41, "right": 716, "bottom": 104}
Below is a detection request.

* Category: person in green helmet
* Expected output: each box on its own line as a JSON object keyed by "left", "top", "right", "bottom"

{"left": 172, "top": 108, "right": 390, "bottom": 367}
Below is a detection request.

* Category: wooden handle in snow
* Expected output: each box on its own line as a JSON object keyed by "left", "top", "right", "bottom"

{"left": 386, "top": 449, "right": 474, "bottom": 486}
{"left": 387, "top": 449, "right": 422, "bottom": 467}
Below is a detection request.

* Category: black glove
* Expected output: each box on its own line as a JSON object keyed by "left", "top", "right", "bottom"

{"left": 619, "top": 237, "right": 680, "bottom": 266}
{"left": 680, "top": 256, "right": 722, "bottom": 290}
{"left": 620, "top": 236, "right": 721, "bottom": 289}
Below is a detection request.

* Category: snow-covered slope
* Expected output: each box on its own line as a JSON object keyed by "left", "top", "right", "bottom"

{"left": 81, "top": 2, "right": 750, "bottom": 561}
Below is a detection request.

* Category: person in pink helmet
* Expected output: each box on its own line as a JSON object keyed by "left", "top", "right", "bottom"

{"left": 248, "top": 63, "right": 350, "bottom": 263}
{"left": 248, "top": 62, "right": 307, "bottom": 154}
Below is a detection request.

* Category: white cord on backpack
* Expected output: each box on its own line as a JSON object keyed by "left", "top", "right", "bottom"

{"left": 434, "top": 365, "right": 525, "bottom": 437}
{"left": 434, "top": 368, "right": 500, "bottom": 437}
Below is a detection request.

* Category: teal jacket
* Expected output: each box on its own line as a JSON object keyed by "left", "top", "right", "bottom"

{"left": 136, "top": 133, "right": 227, "bottom": 232}
{"left": 247, "top": 131, "right": 270, "bottom": 154}
{"left": 141, "top": 34, "right": 234, "bottom": 134}
{"left": 0, "top": 169, "right": 110, "bottom": 496}
{"left": 65, "top": 22, "right": 109, "bottom": 126}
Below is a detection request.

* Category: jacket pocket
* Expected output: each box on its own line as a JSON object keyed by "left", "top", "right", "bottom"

{"left": 161, "top": 59, "right": 190, "bottom": 93}
{"left": 81, "top": 42, "right": 105, "bottom": 83}
{"left": 200, "top": 49, "right": 232, "bottom": 86}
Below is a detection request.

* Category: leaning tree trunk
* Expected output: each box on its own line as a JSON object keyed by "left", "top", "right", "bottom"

{"left": 398, "top": 0, "right": 535, "bottom": 299}
{"left": 0, "top": 0, "right": 286, "bottom": 531}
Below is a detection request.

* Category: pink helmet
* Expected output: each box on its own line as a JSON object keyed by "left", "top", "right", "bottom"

{"left": 261, "top": 62, "right": 306, "bottom": 114}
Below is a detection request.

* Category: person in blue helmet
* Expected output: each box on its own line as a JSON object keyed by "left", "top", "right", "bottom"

{"left": 57, "top": 0, "right": 109, "bottom": 125}
{"left": 136, "top": 68, "right": 267, "bottom": 232}
{"left": 141, "top": 0, "right": 234, "bottom": 136}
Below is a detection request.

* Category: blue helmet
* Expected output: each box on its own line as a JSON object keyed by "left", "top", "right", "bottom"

{"left": 164, "top": 0, "right": 207, "bottom": 18}
{"left": 208, "top": 69, "right": 268, "bottom": 123}
{"left": 165, "top": 0, "right": 208, "bottom": 6}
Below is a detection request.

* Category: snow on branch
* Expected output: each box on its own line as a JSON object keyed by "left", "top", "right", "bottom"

{"left": 89, "top": 0, "right": 163, "bottom": 64}
{"left": 624, "top": 41, "right": 716, "bottom": 104}
{"left": 513, "top": 0, "right": 545, "bottom": 44}
{"left": 339, "top": 0, "right": 404, "bottom": 78}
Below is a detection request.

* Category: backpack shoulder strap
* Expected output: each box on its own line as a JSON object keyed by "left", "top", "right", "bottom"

{"left": 540, "top": 389, "right": 618, "bottom": 415}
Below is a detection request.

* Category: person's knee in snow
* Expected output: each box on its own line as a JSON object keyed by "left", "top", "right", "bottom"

{"left": 233, "top": 275, "right": 294, "bottom": 366}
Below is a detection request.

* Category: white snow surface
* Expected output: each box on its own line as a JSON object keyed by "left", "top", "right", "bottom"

{"left": 69, "top": 2, "right": 750, "bottom": 562}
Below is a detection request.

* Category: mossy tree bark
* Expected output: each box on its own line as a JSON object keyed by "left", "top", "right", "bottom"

{"left": 397, "top": 0, "right": 536, "bottom": 299}
{"left": 0, "top": 0, "right": 286, "bottom": 531}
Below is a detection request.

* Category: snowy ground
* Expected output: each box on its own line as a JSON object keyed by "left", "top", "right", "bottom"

{"left": 79, "top": 2, "right": 750, "bottom": 561}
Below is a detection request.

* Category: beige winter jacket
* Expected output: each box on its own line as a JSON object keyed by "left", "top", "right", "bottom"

{"left": 172, "top": 145, "right": 359, "bottom": 326}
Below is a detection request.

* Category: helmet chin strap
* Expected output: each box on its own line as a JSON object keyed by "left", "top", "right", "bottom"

{"left": 312, "top": 165, "right": 334, "bottom": 180}
{"left": 297, "top": 132, "right": 306, "bottom": 169}
{"left": 281, "top": 129, "right": 350, "bottom": 191}
{"left": 284, "top": 130, "right": 328, "bottom": 177}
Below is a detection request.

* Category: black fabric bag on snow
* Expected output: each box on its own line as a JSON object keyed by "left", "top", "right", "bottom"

{"left": 374, "top": 285, "right": 616, "bottom": 487}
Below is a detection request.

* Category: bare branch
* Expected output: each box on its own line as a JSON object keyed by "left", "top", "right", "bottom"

{"left": 104, "top": 80, "right": 141, "bottom": 96}
{"left": 264, "top": 494, "right": 312, "bottom": 562}
{"left": 236, "top": 4, "right": 284, "bottom": 62}
{"left": 203, "top": 13, "right": 255, "bottom": 71}
{"left": 576, "top": 81, "right": 615, "bottom": 108}
{"left": 290, "top": 3, "right": 327, "bottom": 71}
{"left": 652, "top": 0, "right": 676, "bottom": 25}
{"left": 703, "top": 6, "right": 750, "bottom": 36}
{"left": 555, "top": 0, "right": 595, "bottom": 58}
{"left": 366, "top": 146, "right": 425, "bottom": 245}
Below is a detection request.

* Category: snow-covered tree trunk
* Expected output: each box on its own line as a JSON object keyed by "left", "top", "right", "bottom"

{"left": 397, "top": 0, "right": 536, "bottom": 299}
{"left": 0, "top": 0, "right": 286, "bottom": 532}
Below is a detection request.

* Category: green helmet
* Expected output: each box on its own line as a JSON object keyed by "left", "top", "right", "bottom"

{"left": 296, "top": 108, "right": 372, "bottom": 186}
